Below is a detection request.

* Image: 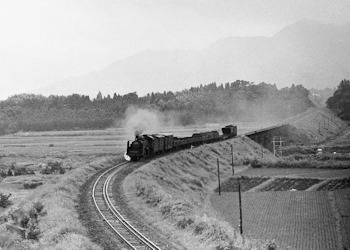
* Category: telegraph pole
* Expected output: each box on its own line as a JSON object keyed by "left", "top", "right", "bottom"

{"left": 238, "top": 177, "right": 243, "bottom": 235}
{"left": 272, "top": 136, "right": 283, "bottom": 157}
{"left": 217, "top": 158, "right": 221, "bottom": 196}
{"left": 231, "top": 144, "right": 234, "bottom": 176}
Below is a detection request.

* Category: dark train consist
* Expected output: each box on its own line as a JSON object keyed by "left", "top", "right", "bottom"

{"left": 126, "top": 125, "right": 237, "bottom": 161}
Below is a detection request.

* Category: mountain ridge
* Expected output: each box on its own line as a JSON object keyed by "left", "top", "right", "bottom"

{"left": 34, "top": 20, "right": 350, "bottom": 98}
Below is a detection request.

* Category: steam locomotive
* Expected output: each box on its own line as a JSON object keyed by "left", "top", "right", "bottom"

{"left": 126, "top": 125, "right": 237, "bottom": 161}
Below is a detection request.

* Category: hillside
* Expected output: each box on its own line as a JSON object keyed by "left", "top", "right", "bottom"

{"left": 123, "top": 137, "right": 275, "bottom": 249}
{"left": 122, "top": 107, "right": 350, "bottom": 249}
{"left": 35, "top": 20, "right": 350, "bottom": 97}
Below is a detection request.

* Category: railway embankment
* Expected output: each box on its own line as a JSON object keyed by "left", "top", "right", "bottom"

{"left": 246, "top": 108, "right": 348, "bottom": 152}
{"left": 123, "top": 136, "right": 276, "bottom": 250}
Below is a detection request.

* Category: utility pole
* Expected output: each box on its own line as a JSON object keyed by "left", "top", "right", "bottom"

{"left": 238, "top": 177, "right": 243, "bottom": 235}
{"left": 217, "top": 158, "right": 221, "bottom": 196}
{"left": 231, "top": 144, "right": 234, "bottom": 176}
{"left": 272, "top": 136, "right": 283, "bottom": 157}
{"left": 318, "top": 122, "right": 321, "bottom": 134}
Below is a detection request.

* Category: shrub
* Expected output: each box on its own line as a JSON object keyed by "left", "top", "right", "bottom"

{"left": 27, "top": 225, "right": 40, "bottom": 240}
{"left": 177, "top": 216, "right": 194, "bottom": 229}
{"left": 267, "top": 242, "right": 277, "bottom": 250}
{"left": 32, "top": 201, "right": 44, "bottom": 214}
{"left": 0, "top": 171, "right": 7, "bottom": 178}
{"left": 194, "top": 222, "right": 206, "bottom": 235}
{"left": 250, "top": 158, "right": 263, "bottom": 168}
{"left": 23, "top": 182, "right": 43, "bottom": 189}
{"left": 0, "top": 193, "right": 12, "bottom": 208}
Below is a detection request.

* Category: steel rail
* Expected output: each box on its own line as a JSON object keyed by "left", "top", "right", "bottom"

{"left": 92, "top": 161, "right": 161, "bottom": 250}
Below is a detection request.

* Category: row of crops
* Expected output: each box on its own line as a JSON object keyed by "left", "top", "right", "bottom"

{"left": 217, "top": 177, "right": 350, "bottom": 192}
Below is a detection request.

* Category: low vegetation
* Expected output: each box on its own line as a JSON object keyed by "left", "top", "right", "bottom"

{"left": 0, "top": 193, "right": 12, "bottom": 208}
{"left": 0, "top": 157, "right": 121, "bottom": 249}
{"left": 0, "top": 129, "right": 124, "bottom": 249}
{"left": 123, "top": 137, "right": 277, "bottom": 249}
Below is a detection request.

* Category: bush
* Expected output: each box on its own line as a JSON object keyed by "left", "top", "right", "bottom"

{"left": 23, "top": 182, "right": 43, "bottom": 189}
{"left": 0, "top": 193, "right": 12, "bottom": 208}
{"left": 194, "top": 222, "right": 206, "bottom": 235}
{"left": 177, "top": 216, "right": 194, "bottom": 229}
{"left": 250, "top": 158, "right": 263, "bottom": 168}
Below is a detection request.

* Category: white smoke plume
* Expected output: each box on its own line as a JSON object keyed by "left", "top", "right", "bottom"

{"left": 123, "top": 106, "right": 163, "bottom": 137}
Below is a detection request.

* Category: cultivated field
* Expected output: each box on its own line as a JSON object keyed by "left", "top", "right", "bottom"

{"left": 211, "top": 166, "right": 350, "bottom": 250}
{"left": 211, "top": 191, "right": 342, "bottom": 250}
{"left": 0, "top": 128, "right": 127, "bottom": 249}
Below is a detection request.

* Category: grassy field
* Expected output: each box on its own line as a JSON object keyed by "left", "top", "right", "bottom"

{"left": 0, "top": 129, "right": 126, "bottom": 250}
{"left": 0, "top": 123, "right": 266, "bottom": 249}
{"left": 123, "top": 137, "right": 278, "bottom": 250}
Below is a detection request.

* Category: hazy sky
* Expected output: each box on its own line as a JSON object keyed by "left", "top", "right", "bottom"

{"left": 1, "top": 0, "right": 350, "bottom": 100}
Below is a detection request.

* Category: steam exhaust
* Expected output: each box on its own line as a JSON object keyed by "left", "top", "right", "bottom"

{"left": 124, "top": 152, "right": 131, "bottom": 161}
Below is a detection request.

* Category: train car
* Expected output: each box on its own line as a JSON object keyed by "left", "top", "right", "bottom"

{"left": 173, "top": 136, "right": 189, "bottom": 149}
{"left": 126, "top": 125, "right": 237, "bottom": 161}
{"left": 152, "top": 134, "right": 164, "bottom": 154}
{"left": 207, "top": 131, "right": 220, "bottom": 142}
{"left": 222, "top": 125, "right": 237, "bottom": 138}
{"left": 163, "top": 133, "right": 174, "bottom": 151}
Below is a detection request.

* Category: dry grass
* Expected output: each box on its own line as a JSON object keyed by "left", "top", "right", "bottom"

{"left": 0, "top": 129, "right": 125, "bottom": 250}
{"left": 287, "top": 108, "right": 347, "bottom": 144}
{"left": 0, "top": 157, "right": 122, "bottom": 250}
{"left": 123, "top": 137, "right": 276, "bottom": 250}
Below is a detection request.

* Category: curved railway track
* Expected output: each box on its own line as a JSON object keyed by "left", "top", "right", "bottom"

{"left": 92, "top": 161, "right": 161, "bottom": 250}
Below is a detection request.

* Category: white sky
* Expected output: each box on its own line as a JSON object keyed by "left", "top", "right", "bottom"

{"left": 1, "top": 0, "right": 350, "bottom": 100}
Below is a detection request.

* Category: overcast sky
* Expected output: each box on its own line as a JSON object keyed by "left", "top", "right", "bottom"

{"left": 1, "top": 0, "right": 350, "bottom": 100}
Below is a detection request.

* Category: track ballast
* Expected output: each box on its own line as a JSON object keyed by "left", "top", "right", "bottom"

{"left": 92, "top": 162, "right": 161, "bottom": 250}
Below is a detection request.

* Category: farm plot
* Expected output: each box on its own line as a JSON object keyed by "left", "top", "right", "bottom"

{"left": 211, "top": 191, "right": 339, "bottom": 250}
{"left": 258, "top": 178, "right": 321, "bottom": 191}
{"left": 334, "top": 189, "right": 350, "bottom": 249}
{"left": 317, "top": 178, "right": 350, "bottom": 191}
{"left": 216, "top": 177, "right": 270, "bottom": 192}
{"left": 240, "top": 167, "right": 350, "bottom": 179}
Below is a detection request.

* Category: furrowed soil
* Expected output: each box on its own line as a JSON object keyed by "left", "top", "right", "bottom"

{"left": 211, "top": 191, "right": 340, "bottom": 250}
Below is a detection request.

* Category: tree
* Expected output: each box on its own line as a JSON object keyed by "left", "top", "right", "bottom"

{"left": 96, "top": 91, "right": 103, "bottom": 101}
{"left": 327, "top": 79, "right": 350, "bottom": 120}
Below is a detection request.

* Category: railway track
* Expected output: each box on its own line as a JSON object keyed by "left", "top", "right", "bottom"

{"left": 92, "top": 161, "right": 161, "bottom": 250}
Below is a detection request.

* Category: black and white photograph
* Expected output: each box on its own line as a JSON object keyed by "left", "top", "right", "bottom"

{"left": 0, "top": 1, "right": 350, "bottom": 249}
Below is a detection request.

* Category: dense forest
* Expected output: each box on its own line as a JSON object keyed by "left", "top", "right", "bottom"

{"left": 326, "top": 79, "right": 350, "bottom": 120}
{"left": 0, "top": 81, "right": 313, "bottom": 135}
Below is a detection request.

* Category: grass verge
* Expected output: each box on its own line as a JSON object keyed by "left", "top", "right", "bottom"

{"left": 0, "top": 156, "right": 122, "bottom": 250}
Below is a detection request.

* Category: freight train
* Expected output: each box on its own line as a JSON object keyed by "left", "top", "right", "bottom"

{"left": 126, "top": 125, "right": 237, "bottom": 161}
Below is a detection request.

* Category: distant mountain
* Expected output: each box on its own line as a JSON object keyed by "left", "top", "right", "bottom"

{"left": 35, "top": 20, "right": 350, "bottom": 97}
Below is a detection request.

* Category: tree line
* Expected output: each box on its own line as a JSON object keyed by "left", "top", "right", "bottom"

{"left": 326, "top": 79, "right": 350, "bottom": 120}
{"left": 0, "top": 80, "right": 313, "bottom": 134}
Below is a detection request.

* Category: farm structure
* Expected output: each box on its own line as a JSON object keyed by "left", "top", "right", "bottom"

{"left": 127, "top": 125, "right": 237, "bottom": 160}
